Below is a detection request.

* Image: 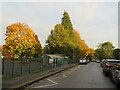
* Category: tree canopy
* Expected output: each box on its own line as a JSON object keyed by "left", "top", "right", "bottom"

{"left": 61, "top": 11, "right": 73, "bottom": 31}
{"left": 113, "top": 48, "right": 120, "bottom": 60}
{"left": 45, "top": 24, "right": 74, "bottom": 57}
{"left": 45, "top": 11, "right": 89, "bottom": 60}
{"left": 45, "top": 24, "right": 89, "bottom": 59}
{"left": 3, "top": 22, "right": 42, "bottom": 58}
{"left": 95, "top": 42, "right": 114, "bottom": 59}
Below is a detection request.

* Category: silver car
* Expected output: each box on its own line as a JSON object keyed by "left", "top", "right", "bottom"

{"left": 79, "top": 59, "right": 87, "bottom": 64}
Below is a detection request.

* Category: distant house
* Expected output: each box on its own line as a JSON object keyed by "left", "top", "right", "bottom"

{"left": 42, "top": 54, "right": 68, "bottom": 66}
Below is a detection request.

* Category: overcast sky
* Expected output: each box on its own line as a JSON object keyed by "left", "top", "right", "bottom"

{"left": 0, "top": 1, "right": 118, "bottom": 49}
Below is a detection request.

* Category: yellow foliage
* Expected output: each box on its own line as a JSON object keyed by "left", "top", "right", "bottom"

{"left": 3, "top": 22, "right": 42, "bottom": 57}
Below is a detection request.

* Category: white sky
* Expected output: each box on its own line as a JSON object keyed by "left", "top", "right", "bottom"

{"left": 0, "top": 0, "right": 119, "bottom": 49}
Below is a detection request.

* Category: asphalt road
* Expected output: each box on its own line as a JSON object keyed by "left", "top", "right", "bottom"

{"left": 25, "top": 62, "right": 117, "bottom": 89}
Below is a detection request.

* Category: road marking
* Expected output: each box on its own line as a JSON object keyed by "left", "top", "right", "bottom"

{"left": 33, "top": 79, "right": 58, "bottom": 88}
{"left": 65, "top": 71, "right": 71, "bottom": 75}
{"left": 47, "top": 79, "right": 58, "bottom": 85}
{"left": 32, "top": 65, "right": 80, "bottom": 88}
{"left": 33, "top": 84, "right": 56, "bottom": 88}
{"left": 49, "top": 76, "right": 64, "bottom": 79}
{"left": 63, "top": 74, "right": 67, "bottom": 77}
{"left": 65, "top": 66, "right": 79, "bottom": 75}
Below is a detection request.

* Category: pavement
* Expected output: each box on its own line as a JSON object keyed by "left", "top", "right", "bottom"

{"left": 2, "top": 64, "right": 77, "bottom": 89}
{"left": 25, "top": 62, "right": 118, "bottom": 89}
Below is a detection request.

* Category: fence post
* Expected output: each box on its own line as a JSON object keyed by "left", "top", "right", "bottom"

{"left": 41, "top": 58, "right": 43, "bottom": 71}
{"left": 40, "top": 57, "right": 42, "bottom": 72}
{"left": 2, "top": 58, "right": 4, "bottom": 75}
{"left": 47, "top": 58, "right": 49, "bottom": 70}
{"left": 39, "top": 58, "right": 41, "bottom": 71}
{"left": 21, "top": 57, "right": 23, "bottom": 75}
{"left": 28, "top": 58, "right": 31, "bottom": 73}
{"left": 12, "top": 58, "right": 14, "bottom": 78}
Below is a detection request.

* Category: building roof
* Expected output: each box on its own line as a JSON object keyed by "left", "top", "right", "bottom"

{"left": 46, "top": 54, "right": 67, "bottom": 59}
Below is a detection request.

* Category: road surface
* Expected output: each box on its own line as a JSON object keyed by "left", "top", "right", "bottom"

{"left": 25, "top": 62, "right": 117, "bottom": 89}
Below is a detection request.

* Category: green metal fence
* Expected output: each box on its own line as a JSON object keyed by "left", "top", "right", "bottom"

{"left": 2, "top": 57, "right": 75, "bottom": 80}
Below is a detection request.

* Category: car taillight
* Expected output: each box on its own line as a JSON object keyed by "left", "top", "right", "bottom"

{"left": 106, "top": 63, "right": 113, "bottom": 67}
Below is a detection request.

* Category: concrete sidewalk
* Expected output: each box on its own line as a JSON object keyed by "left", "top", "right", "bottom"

{"left": 2, "top": 64, "right": 77, "bottom": 89}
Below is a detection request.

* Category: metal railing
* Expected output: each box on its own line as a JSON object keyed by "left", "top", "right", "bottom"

{"left": 2, "top": 57, "right": 76, "bottom": 80}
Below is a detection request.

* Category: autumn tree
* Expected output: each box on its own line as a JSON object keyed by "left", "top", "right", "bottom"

{"left": 72, "top": 30, "right": 88, "bottom": 59}
{"left": 0, "top": 45, "right": 2, "bottom": 52}
{"left": 32, "top": 35, "right": 42, "bottom": 57}
{"left": 61, "top": 11, "right": 89, "bottom": 59}
{"left": 86, "top": 48, "right": 95, "bottom": 61}
{"left": 45, "top": 11, "right": 89, "bottom": 61}
{"left": 45, "top": 25, "right": 89, "bottom": 59}
{"left": 3, "top": 22, "right": 42, "bottom": 58}
{"left": 45, "top": 24, "right": 74, "bottom": 57}
{"left": 0, "top": 45, "right": 2, "bottom": 58}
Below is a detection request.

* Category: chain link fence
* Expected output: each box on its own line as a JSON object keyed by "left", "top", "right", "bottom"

{"left": 2, "top": 56, "right": 76, "bottom": 80}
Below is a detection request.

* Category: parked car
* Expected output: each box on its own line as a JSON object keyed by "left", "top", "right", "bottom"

{"left": 101, "top": 59, "right": 106, "bottom": 68}
{"left": 110, "top": 64, "right": 120, "bottom": 88}
{"left": 92, "top": 59, "right": 96, "bottom": 62}
{"left": 79, "top": 59, "right": 87, "bottom": 64}
{"left": 102, "top": 59, "right": 120, "bottom": 76}
{"left": 96, "top": 60, "right": 101, "bottom": 63}
{"left": 86, "top": 59, "right": 90, "bottom": 63}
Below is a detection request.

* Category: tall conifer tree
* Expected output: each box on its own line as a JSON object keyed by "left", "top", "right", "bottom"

{"left": 61, "top": 10, "right": 73, "bottom": 30}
